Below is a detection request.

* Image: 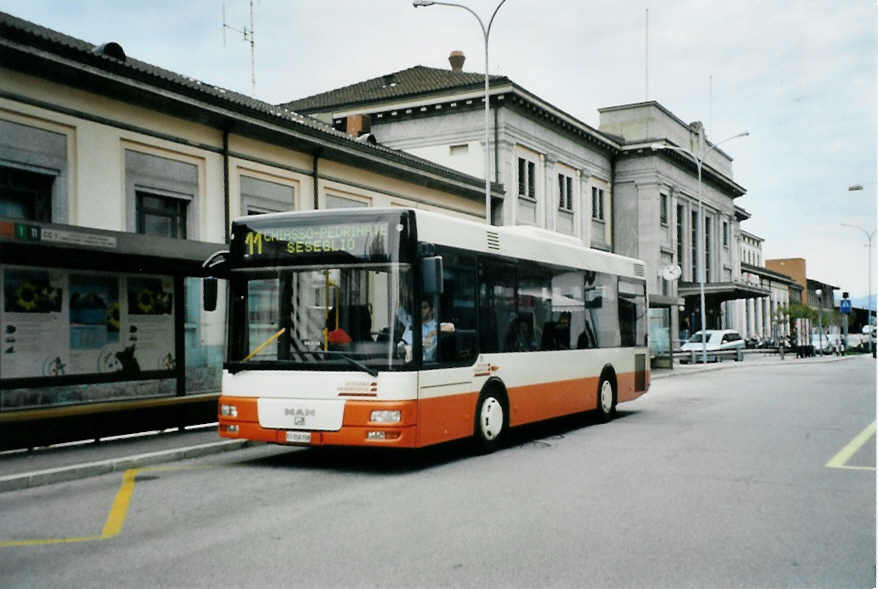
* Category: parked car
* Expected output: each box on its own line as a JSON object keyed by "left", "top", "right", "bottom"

{"left": 680, "top": 329, "right": 745, "bottom": 363}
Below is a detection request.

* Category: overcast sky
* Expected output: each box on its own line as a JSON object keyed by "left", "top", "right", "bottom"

{"left": 2, "top": 1, "right": 875, "bottom": 300}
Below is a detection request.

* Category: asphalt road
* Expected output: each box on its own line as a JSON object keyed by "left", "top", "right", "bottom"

{"left": 1, "top": 357, "right": 874, "bottom": 588}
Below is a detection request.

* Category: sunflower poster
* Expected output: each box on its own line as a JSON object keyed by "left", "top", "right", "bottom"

{"left": 1, "top": 268, "right": 68, "bottom": 379}
{"left": 125, "top": 276, "right": 175, "bottom": 371}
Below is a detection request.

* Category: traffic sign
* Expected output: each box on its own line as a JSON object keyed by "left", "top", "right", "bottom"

{"left": 840, "top": 299, "right": 852, "bottom": 314}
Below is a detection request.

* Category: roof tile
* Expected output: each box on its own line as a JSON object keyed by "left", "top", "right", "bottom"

{"left": 281, "top": 65, "right": 505, "bottom": 113}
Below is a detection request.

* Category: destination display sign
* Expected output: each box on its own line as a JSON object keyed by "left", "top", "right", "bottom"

{"left": 234, "top": 219, "right": 396, "bottom": 264}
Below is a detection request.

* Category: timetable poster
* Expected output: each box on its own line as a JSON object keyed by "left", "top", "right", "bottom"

{"left": 1, "top": 267, "right": 69, "bottom": 379}
{"left": 125, "top": 276, "right": 175, "bottom": 372}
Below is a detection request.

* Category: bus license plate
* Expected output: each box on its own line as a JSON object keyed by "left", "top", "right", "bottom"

{"left": 286, "top": 431, "right": 312, "bottom": 444}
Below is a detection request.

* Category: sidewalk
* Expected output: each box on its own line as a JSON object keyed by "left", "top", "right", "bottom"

{"left": 0, "top": 424, "right": 248, "bottom": 493}
{"left": 0, "top": 352, "right": 867, "bottom": 494}
{"left": 651, "top": 349, "right": 862, "bottom": 379}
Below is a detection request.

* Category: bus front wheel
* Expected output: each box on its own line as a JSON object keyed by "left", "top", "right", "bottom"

{"left": 473, "top": 390, "right": 507, "bottom": 453}
{"left": 597, "top": 375, "right": 616, "bottom": 422}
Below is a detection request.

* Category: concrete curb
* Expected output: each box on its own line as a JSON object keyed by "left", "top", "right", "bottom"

{"left": 651, "top": 354, "right": 861, "bottom": 380}
{"left": 0, "top": 439, "right": 251, "bottom": 493}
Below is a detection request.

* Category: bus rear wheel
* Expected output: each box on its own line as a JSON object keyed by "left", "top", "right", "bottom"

{"left": 597, "top": 375, "right": 616, "bottom": 422}
{"left": 473, "top": 390, "right": 507, "bottom": 453}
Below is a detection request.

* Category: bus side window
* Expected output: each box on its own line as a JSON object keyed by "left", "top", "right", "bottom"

{"left": 437, "top": 251, "right": 477, "bottom": 363}
{"left": 478, "top": 260, "right": 515, "bottom": 355}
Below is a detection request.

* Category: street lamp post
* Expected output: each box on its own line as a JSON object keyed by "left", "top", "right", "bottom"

{"left": 842, "top": 186, "right": 874, "bottom": 353}
{"left": 815, "top": 288, "right": 823, "bottom": 355}
{"left": 413, "top": 0, "right": 507, "bottom": 226}
{"left": 650, "top": 131, "right": 749, "bottom": 364}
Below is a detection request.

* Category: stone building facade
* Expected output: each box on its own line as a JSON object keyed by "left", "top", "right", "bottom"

{"left": 284, "top": 55, "right": 761, "bottom": 354}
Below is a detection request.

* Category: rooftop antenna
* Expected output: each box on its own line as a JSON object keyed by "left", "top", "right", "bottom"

{"left": 223, "top": 0, "right": 256, "bottom": 96}
{"left": 644, "top": 8, "right": 649, "bottom": 100}
{"left": 709, "top": 74, "right": 713, "bottom": 138}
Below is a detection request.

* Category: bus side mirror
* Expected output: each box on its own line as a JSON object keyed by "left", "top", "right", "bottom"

{"left": 204, "top": 277, "right": 218, "bottom": 312}
{"left": 422, "top": 256, "right": 443, "bottom": 295}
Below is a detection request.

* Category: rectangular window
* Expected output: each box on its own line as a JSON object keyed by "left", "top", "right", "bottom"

{"left": 0, "top": 166, "right": 54, "bottom": 222}
{"left": 326, "top": 194, "right": 367, "bottom": 209}
{"left": 619, "top": 279, "right": 647, "bottom": 348}
{"left": 592, "top": 187, "right": 604, "bottom": 221}
{"left": 705, "top": 217, "right": 712, "bottom": 282}
{"left": 449, "top": 144, "right": 468, "bottom": 156}
{"left": 722, "top": 221, "right": 729, "bottom": 248}
{"left": 518, "top": 158, "right": 536, "bottom": 200}
{"left": 125, "top": 150, "right": 197, "bottom": 238}
{"left": 435, "top": 250, "right": 477, "bottom": 364}
{"left": 241, "top": 175, "right": 294, "bottom": 215}
{"left": 660, "top": 193, "right": 668, "bottom": 225}
{"left": 558, "top": 174, "right": 573, "bottom": 211}
{"left": 136, "top": 191, "right": 187, "bottom": 238}
{"left": 527, "top": 161, "right": 535, "bottom": 199}
{"left": 585, "top": 271, "right": 620, "bottom": 348}
{"left": 478, "top": 260, "right": 516, "bottom": 354}
{"left": 676, "top": 204, "right": 684, "bottom": 267}
{"left": 691, "top": 210, "right": 698, "bottom": 280}
{"left": 0, "top": 120, "right": 67, "bottom": 224}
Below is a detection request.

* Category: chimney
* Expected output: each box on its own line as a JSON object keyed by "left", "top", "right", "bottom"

{"left": 449, "top": 50, "right": 465, "bottom": 72}
{"left": 342, "top": 114, "right": 371, "bottom": 138}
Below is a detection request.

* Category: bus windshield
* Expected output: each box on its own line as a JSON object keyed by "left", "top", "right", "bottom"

{"left": 227, "top": 264, "right": 414, "bottom": 373}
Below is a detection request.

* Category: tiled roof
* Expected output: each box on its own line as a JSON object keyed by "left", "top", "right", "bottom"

{"left": 0, "top": 11, "right": 334, "bottom": 135}
{"left": 0, "top": 11, "right": 497, "bottom": 198}
{"left": 281, "top": 65, "right": 507, "bottom": 113}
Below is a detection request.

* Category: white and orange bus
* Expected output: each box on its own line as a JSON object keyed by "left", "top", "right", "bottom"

{"left": 205, "top": 208, "right": 649, "bottom": 452}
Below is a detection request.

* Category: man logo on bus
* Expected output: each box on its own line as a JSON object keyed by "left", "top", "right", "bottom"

{"left": 285, "top": 408, "right": 316, "bottom": 417}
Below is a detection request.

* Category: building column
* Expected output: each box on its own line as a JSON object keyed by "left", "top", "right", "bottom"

{"left": 542, "top": 154, "right": 556, "bottom": 231}
{"left": 756, "top": 298, "right": 762, "bottom": 338}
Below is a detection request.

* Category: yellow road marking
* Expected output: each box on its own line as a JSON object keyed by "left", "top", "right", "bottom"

{"left": 0, "top": 535, "right": 102, "bottom": 547}
{"left": 826, "top": 420, "right": 877, "bottom": 470}
{"left": 100, "top": 468, "right": 140, "bottom": 538}
{"left": 0, "top": 465, "right": 212, "bottom": 548}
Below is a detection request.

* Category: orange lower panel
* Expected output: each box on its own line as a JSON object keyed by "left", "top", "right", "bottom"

{"left": 507, "top": 377, "right": 598, "bottom": 427}
{"left": 617, "top": 370, "right": 649, "bottom": 403}
{"left": 416, "top": 392, "right": 479, "bottom": 447}
{"left": 218, "top": 371, "right": 649, "bottom": 449}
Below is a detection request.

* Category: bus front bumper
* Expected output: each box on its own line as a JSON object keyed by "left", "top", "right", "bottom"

{"left": 217, "top": 396, "right": 419, "bottom": 448}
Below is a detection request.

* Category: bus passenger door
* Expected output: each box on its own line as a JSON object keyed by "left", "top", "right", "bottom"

{"left": 417, "top": 251, "right": 479, "bottom": 446}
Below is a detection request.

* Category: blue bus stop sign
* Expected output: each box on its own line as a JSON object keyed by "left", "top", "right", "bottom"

{"left": 840, "top": 299, "right": 852, "bottom": 314}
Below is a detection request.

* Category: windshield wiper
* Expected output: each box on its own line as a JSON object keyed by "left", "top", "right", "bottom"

{"left": 319, "top": 351, "right": 378, "bottom": 377}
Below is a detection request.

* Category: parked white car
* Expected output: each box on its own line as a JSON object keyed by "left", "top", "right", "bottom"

{"left": 680, "top": 329, "right": 745, "bottom": 363}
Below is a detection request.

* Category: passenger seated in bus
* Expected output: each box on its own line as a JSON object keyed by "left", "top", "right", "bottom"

{"left": 504, "top": 316, "right": 536, "bottom": 352}
{"left": 540, "top": 312, "right": 571, "bottom": 350}
{"left": 327, "top": 305, "right": 372, "bottom": 343}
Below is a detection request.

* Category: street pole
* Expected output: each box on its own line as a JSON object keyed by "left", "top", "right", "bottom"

{"left": 413, "top": 0, "right": 507, "bottom": 226}
{"left": 842, "top": 212, "right": 875, "bottom": 354}
{"left": 816, "top": 288, "right": 823, "bottom": 355}
{"left": 651, "top": 131, "right": 748, "bottom": 364}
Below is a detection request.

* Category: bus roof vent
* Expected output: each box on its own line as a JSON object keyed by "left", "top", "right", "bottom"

{"left": 486, "top": 230, "right": 501, "bottom": 251}
{"left": 634, "top": 263, "right": 645, "bottom": 277}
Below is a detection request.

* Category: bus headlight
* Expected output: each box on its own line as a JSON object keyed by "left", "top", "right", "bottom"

{"left": 221, "top": 404, "right": 238, "bottom": 417}
{"left": 370, "top": 410, "right": 401, "bottom": 423}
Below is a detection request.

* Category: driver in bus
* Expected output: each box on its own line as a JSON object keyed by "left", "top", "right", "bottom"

{"left": 401, "top": 297, "right": 438, "bottom": 361}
